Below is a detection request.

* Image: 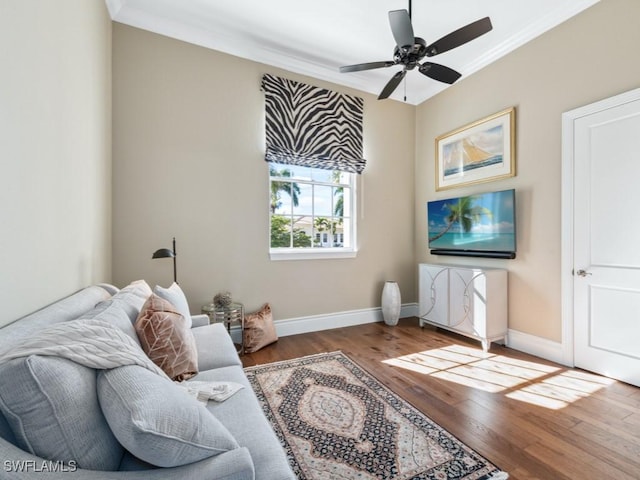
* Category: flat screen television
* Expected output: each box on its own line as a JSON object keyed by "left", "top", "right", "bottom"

{"left": 427, "top": 188, "right": 516, "bottom": 259}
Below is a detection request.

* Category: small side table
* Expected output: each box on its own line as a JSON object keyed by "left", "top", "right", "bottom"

{"left": 201, "top": 302, "right": 245, "bottom": 355}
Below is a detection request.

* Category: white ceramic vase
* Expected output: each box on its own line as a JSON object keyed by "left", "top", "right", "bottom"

{"left": 381, "top": 281, "right": 401, "bottom": 326}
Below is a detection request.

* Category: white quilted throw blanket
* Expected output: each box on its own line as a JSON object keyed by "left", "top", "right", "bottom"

{"left": 0, "top": 319, "right": 167, "bottom": 377}
{"left": 0, "top": 319, "right": 243, "bottom": 402}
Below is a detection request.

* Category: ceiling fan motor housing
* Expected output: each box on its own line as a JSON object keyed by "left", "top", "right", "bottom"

{"left": 394, "top": 37, "right": 428, "bottom": 70}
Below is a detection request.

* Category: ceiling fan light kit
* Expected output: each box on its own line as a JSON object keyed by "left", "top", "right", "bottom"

{"left": 339, "top": 2, "right": 492, "bottom": 100}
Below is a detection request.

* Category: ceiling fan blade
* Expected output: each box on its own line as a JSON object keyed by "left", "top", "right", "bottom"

{"left": 425, "top": 17, "right": 492, "bottom": 57}
{"left": 339, "top": 61, "right": 396, "bottom": 73}
{"left": 418, "top": 62, "right": 462, "bottom": 84}
{"left": 389, "top": 9, "right": 415, "bottom": 48}
{"left": 378, "top": 70, "right": 406, "bottom": 100}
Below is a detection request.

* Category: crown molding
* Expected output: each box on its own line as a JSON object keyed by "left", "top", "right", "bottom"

{"left": 108, "top": 0, "right": 600, "bottom": 106}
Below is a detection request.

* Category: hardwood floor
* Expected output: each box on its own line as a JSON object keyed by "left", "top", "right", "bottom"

{"left": 242, "top": 318, "right": 640, "bottom": 480}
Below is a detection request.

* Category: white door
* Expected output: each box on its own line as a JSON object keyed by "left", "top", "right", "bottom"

{"left": 571, "top": 90, "right": 640, "bottom": 387}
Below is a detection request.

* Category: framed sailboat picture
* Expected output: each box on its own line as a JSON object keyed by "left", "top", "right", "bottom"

{"left": 435, "top": 107, "right": 515, "bottom": 191}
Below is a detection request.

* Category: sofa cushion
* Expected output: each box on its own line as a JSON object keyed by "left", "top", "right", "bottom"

{"left": 243, "top": 303, "right": 278, "bottom": 354}
{"left": 107, "top": 279, "right": 153, "bottom": 323}
{"left": 77, "top": 280, "right": 152, "bottom": 344}
{"left": 0, "top": 356, "right": 123, "bottom": 470}
{"left": 194, "top": 365, "right": 295, "bottom": 479}
{"left": 135, "top": 294, "right": 198, "bottom": 381}
{"left": 0, "top": 410, "right": 16, "bottom": 444}
{"left": 79, "top": 300, "right": 139, "bottom": 345}
{"left": 97, "top": 365, "right": 239, "bottom": 468}
{"left": 154, "top": 282, "right": 192, "bottom": 328}
{"left": 191, "top": 322, "right": 242, "bottom": 371}
{"left": 0, "top": 285, "right": 113, "bottom": 357}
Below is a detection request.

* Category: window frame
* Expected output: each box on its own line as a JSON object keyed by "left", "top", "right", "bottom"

{"left": 268, "top": 166, "right": 358, "bottom": 261}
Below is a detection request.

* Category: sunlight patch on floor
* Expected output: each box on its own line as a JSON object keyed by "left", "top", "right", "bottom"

{"left": 506, "top": 370, "right": 615, "bottom": 409}
{"left": 382, "top": 345, "right": 614, "bottom": 410}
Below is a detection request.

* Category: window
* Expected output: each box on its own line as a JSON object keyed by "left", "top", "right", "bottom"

{"left": 269, "top": 165, "right": 356, "bottom": 260}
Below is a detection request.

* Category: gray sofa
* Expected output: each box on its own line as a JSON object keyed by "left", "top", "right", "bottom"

{"left": 0, "top": 283, "right": 295, "bottom": 479}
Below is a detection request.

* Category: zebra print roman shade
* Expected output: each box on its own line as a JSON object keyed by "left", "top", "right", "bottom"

{"left": 262, "top": 74, "right": 366, "bottom": 174}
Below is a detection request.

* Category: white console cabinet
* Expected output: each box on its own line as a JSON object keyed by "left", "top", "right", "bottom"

{"left": 418, "top": 264, "right": 508, "bottom": 351}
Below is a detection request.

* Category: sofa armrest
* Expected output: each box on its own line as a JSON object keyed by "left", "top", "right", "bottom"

{"left": 191, "top": 314, "right": 210, "bottom": 328}
{"left": 192, "top": 322, "right": 242, "bottom": 369}
{"left": 0, "top": 440, "right": 254, "bottom": 479}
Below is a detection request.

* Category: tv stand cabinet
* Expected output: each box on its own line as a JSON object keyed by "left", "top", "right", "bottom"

{"left": 418, "top": 264, "right": 508, "bottom": 352}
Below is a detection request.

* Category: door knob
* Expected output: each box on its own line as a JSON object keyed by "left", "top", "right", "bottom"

{"left": 576, "top": 269, "right": 592, "bottom": 277}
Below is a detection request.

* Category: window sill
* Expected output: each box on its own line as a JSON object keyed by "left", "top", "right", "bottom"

{"left": 269, "top": 248, "right": 358, "bottom": 261}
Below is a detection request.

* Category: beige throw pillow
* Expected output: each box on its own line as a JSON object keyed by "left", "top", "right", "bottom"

{"left": 243, "top": 303, "right": 278, "bottom": 354}
{"left": 135, "top": 294, "right": 198, "bottom": 381}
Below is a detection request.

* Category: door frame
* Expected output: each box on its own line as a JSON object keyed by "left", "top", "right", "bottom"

{"left": 560, "top": 87, "right": 640, "bottom": 367}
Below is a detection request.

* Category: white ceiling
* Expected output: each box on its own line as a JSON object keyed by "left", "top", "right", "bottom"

{"left": 106, "top": 0, "right": 599, "bottom": 105}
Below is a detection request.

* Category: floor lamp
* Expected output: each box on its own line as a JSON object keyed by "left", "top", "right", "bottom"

{"left": 152, "top": 237, "right": 177, "bottom": 284}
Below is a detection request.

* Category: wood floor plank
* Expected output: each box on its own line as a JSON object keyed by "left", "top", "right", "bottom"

{"left": 241, "top": 318, "right": 640, "bottom": 480}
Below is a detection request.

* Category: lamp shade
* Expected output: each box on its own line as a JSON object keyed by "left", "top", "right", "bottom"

{"left": 152, "top": 248, "right": 175, "bottom": 259}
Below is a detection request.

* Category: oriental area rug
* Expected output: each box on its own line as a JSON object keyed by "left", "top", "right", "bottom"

{"left": 244, "top": 351, "right": 508, "bottom": 480}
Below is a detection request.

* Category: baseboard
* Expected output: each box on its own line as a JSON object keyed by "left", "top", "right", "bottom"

{"left": 506, "top": 329, "right": 569, "bottom": 366}
{"left": 275, "top": 302, "right": 419, "bottom": 337}
{"left": 230, "top": 306, "right": 569, "bottom": 367}
{"left": 228, "top": 303, "right": 419, "bottom": 342}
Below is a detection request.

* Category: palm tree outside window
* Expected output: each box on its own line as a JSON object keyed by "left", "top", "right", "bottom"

{"left": 269, "top": 166, "right": 355, "bottom": 255}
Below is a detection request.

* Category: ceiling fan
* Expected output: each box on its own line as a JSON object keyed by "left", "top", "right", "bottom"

{"left": 339, "top": 1, "right": 493, "bottom": 100}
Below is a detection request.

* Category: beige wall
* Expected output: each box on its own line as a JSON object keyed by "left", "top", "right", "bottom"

{"left": 415, "top": 0, "right": 640, "bottom": 342}
{"left": 4, "top": 0, "right": 629, "bottom": 339}
{"left": 0, "top": 1, "right": 112, "bottom": 327}
{"left": 112, "top": 24, "right": 416, "bottom": 320}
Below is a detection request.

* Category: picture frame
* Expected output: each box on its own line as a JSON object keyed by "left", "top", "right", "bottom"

{"left": 435, "top": 107, "right": 515, "bottom": 191}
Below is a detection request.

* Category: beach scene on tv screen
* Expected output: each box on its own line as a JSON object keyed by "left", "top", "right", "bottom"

{"left": 428, "top": 190, "right": 516, "bottom": 252}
